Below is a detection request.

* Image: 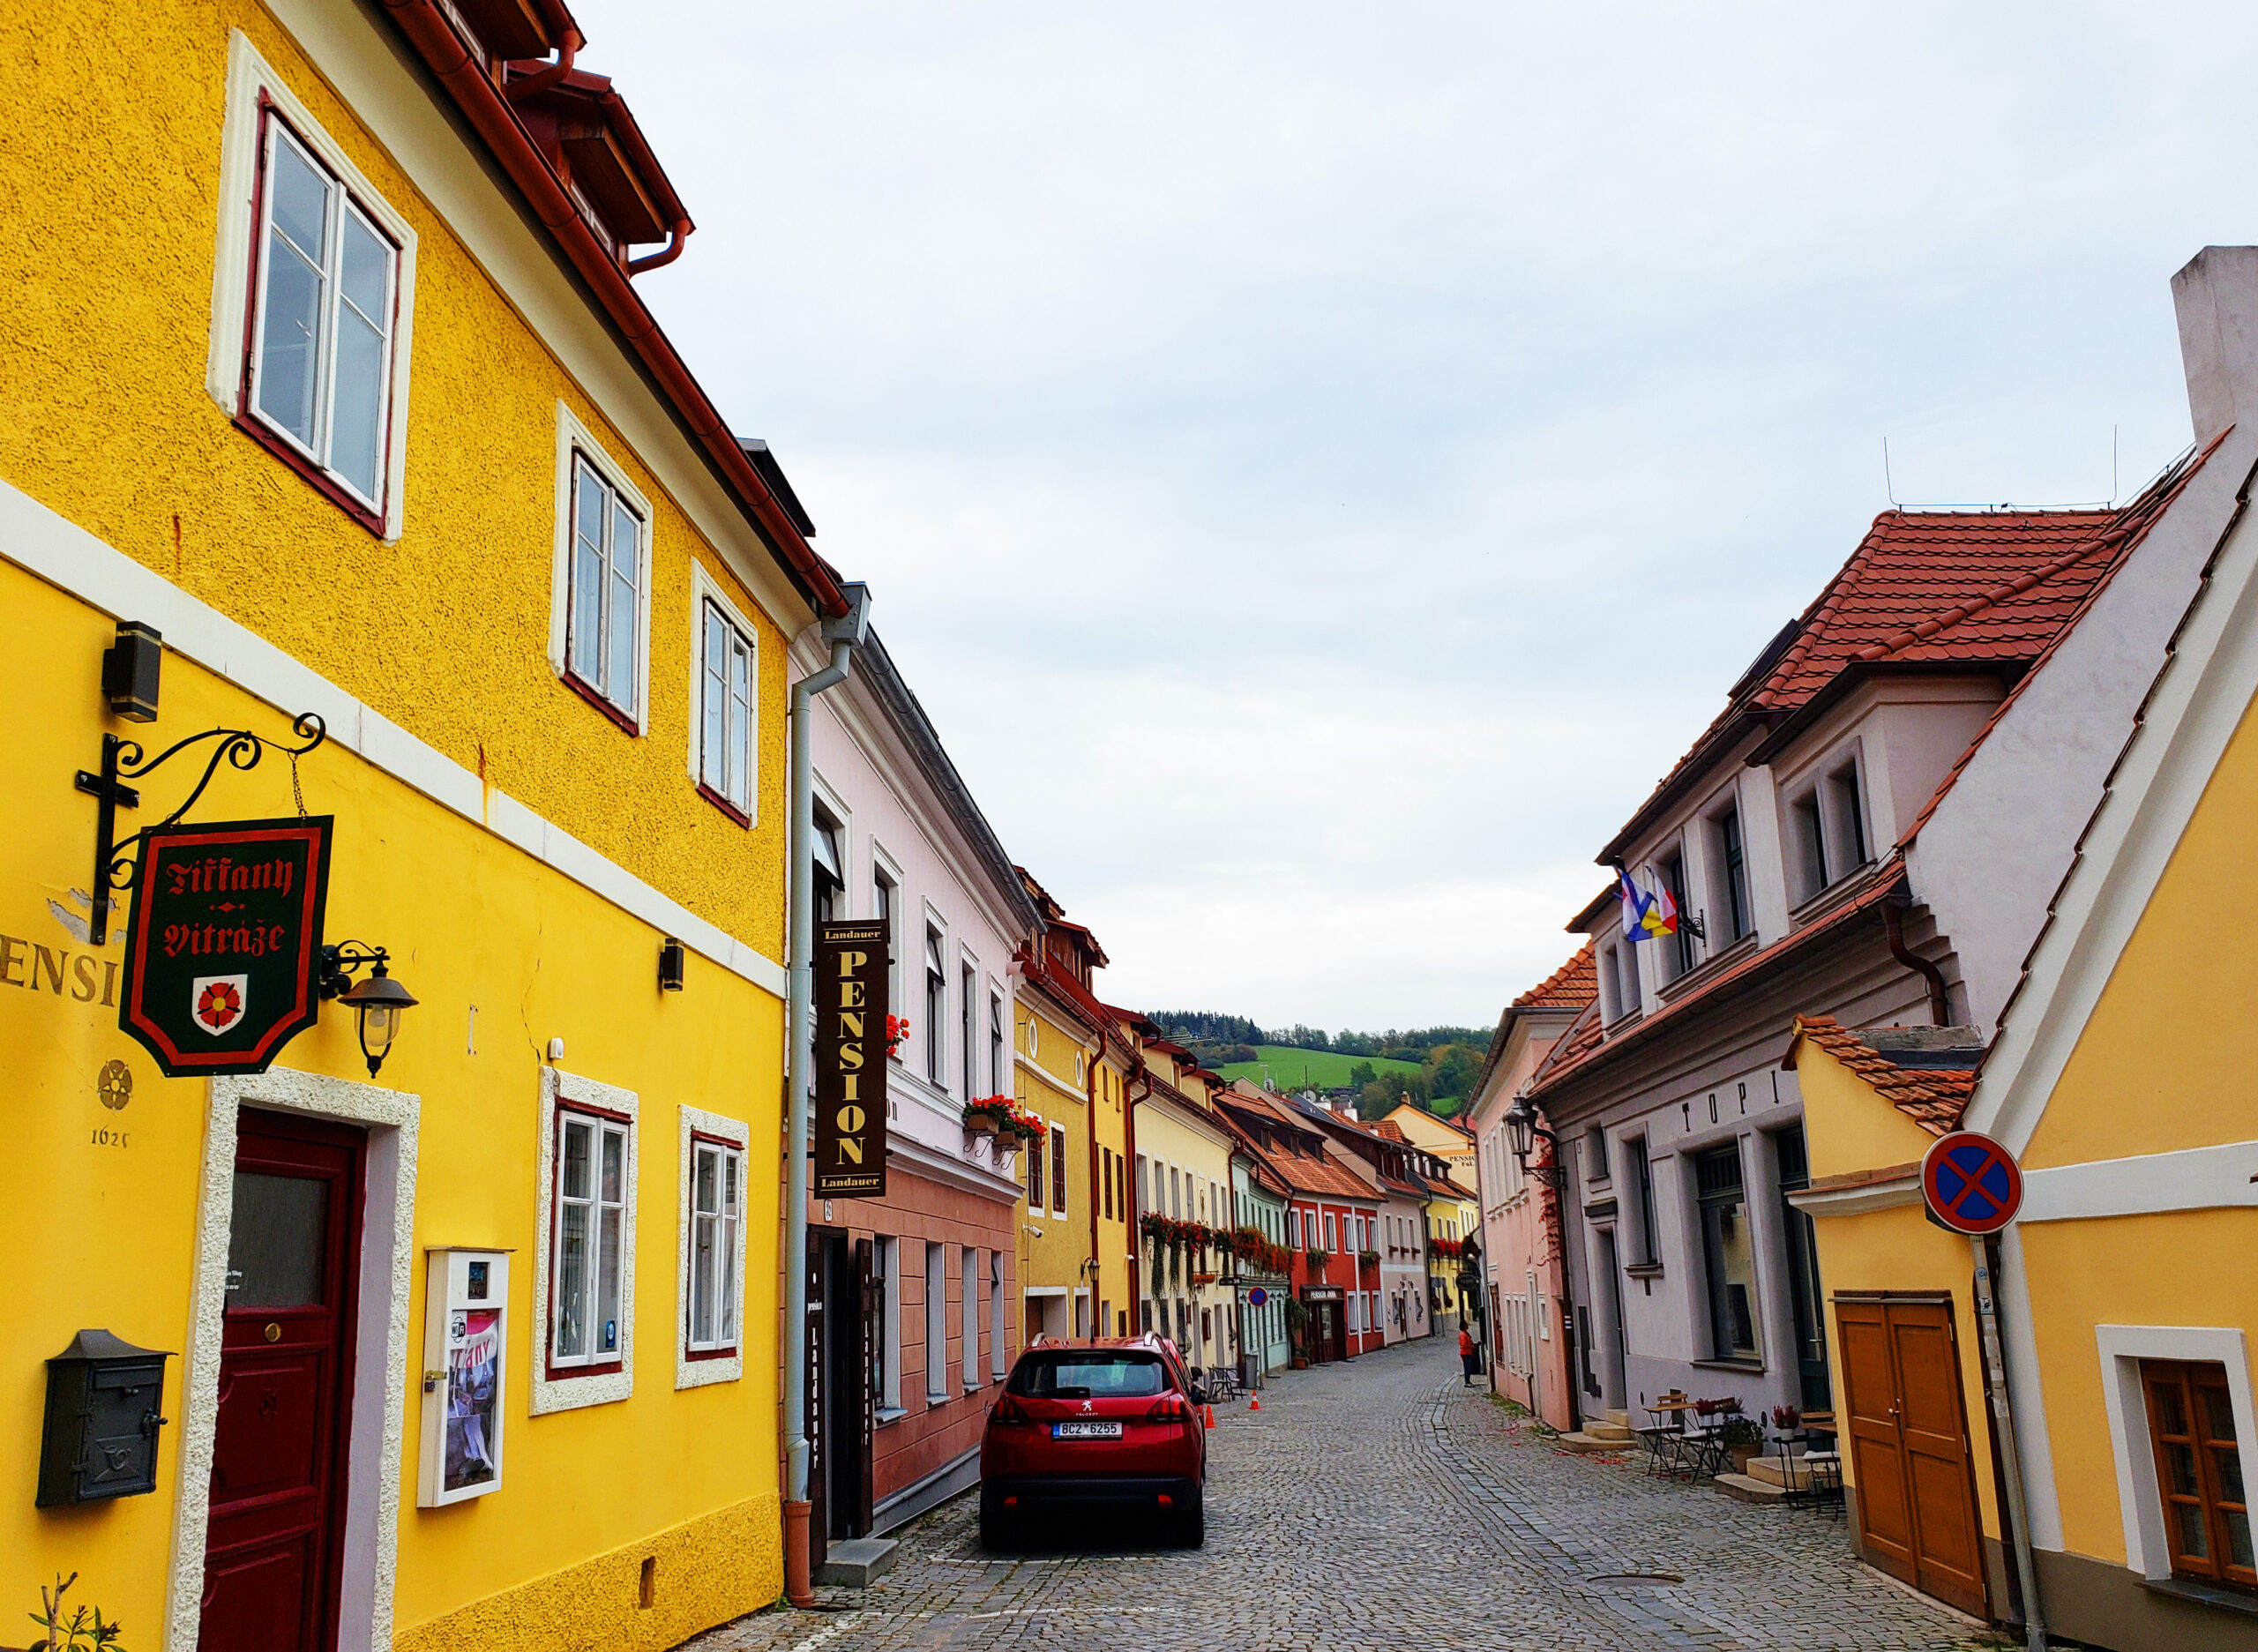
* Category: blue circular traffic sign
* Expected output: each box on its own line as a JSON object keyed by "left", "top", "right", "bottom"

{"left": 1921, "top": 1131, "right": 2022, "bottom": 1235}
{"left": 1245, "top": 1287, "right": 1268, "bottom": 1307}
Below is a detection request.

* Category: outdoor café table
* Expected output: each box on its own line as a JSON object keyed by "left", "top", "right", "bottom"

{"left": 1643, "top": 1400, "right": 1698, "bottom": 1478}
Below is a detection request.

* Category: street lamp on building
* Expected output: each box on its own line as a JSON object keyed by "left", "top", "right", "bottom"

{"left": 1506, "top": 1096, "right": 1566, "bottom": 1188}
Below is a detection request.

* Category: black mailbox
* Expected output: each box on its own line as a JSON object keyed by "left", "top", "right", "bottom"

{"left": 37, "top": 1330, "right": 171, "bottom": 1507}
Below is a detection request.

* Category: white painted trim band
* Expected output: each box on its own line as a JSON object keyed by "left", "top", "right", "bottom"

{"left": 0, "top": 476, "right": 787, "bottom": 998}
{"left": 2020, "top": 1139, "right": 2258, "bottom": 1222}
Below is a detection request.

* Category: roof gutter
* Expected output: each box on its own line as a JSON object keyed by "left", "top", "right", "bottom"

{"left": 377, "top": 0, "right": 848, "bottom": 618}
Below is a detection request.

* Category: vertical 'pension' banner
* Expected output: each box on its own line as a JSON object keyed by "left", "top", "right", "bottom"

{"left": 814, "top": 919, "right": 888, "bottom": 1198}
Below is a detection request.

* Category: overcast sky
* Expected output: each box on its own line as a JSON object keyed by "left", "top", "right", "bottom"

{"left": 584, "top": 1, "right": 2252, "bottom": 1031}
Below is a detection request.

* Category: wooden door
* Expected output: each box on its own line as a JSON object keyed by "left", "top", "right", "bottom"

{"left": 201, "top": 1110, "right": 365, "bottom": 1652}
{"left": 1834, "top": 1297, "right": 1987, "bottom": 1618}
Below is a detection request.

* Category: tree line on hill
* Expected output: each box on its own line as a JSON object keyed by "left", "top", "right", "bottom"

{"left": 1145, "top": 1011, "right": 1490, "bottom": 1067}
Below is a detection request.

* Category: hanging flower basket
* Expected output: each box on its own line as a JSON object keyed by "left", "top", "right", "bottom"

{"left": 961, "top": 1095, "right": 1013, "bottom": 1138}
{"left": 885, "top": 1014, "right": 910, "bottom": 1057}
{"left": 1191, "top": 1272, "right": 1218, "bottom": 1286}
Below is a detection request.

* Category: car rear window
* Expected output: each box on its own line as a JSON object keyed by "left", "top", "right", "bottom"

{"left": 1008, "top": 1351, "right": 1169, "bottom": 1398}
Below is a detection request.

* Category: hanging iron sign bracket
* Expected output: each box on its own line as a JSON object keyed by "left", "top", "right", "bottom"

{"left": 75, "top": 714, "right": 326, "bottom": 946}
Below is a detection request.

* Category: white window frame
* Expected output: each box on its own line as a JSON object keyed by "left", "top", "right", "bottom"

{"left": 989, "top": 1251, "right": 1007, "bottom": 1380}
{"left": 924, "top": 916, "right": 948, "bottom": 1088}
{"left": 876, "top": 1237, "right": 903, "bottom": 1415}
{"left": 871, "top": 847, "right": 902, "bottom": 1034}
{"left": 2097, "top": 1324, "right": 2257, "bottom": 1581}
{"left": 1050, "top": 1124, "right": 1069, "bottom": 1217}
{"left": 206, "top": 30, "right": 418, "bottom": 541}
{"left": 677, "top": 1105, "right": 747, "bottom": 1389}
{"left": 1324, "top": 1212, "right": 1336, "bottom": 1252}
{"left": 547, "top": 402, "right": 654, "bottom": 731}
{"left": 689, "top": 562, "right": 759, "bottom": 821}
{"left": 961, "top": 1246, "right": 980, "bottom": 1390}
{"left": 533, "top": 1066, "right": 638, "bottom": 1415}
{"left": 924, "top": 1242, "right": 949, "bottom": 1406}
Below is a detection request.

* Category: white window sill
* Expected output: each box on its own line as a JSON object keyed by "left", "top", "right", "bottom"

{"left": 875, "top": 1405, "right": 908, "bottom": 1426}
{"left": 924, "top": 1391, "right": 952, "bottom": 1407}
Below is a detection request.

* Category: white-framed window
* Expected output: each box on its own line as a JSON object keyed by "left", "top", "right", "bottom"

{"left": 206, "top": 34, "right": 418, "bottom": 537}
{"left": 872, "top": 856, "right": 901, "bottom": 1029}
{"left": 1289, "top": 1207, "right": 1303, "bottom": 1248}
{"left": 925, "top": 924, "right": 947, "bottom": 1086}
{"left": 961, "top": 961, "right": 976, "bottom": 1099}
{"left": 1324, "top": 1212, "right": 1336, "bottom": 1251}
{"left": 924, "top": 1243, "right": 949, "bottom": 1405}
{"left": 989, "top": 1251, "right": 1006, "bottom": 1379}
{"left": 1050, "top": 1125, "right": 1068, "bottom": 1215}
{"left": 566, "top": 453, "right": 646, "bottom": 721}
{"left": 246, "top": 116, "right": 400, "bottom": 515}
{"left": 875, "top": 1237, "right": 903, "bottom": 1413}
{"left": 546, "top": 404, "right": 654, "bottom": 733}
{"left": 696, "top": 586, "right": 757, "bottom": 820}
{"left": 989, "top": 990, "right": 1005, "bottom": 1093}
{"left": 677, "top": 1105, "right": 748, "bottom": 1388}
{"left": 961, "top": 1247, "right": 980, "bottom": 1389}
{"left": 686, "top": 1140, "right": 742, "bottom": 1352}
{"left": 533, "top": 1067, "right": 638, "bottom": 1415}
{"left": 553, "top": 1109, "right": 629, "bottom": 1372}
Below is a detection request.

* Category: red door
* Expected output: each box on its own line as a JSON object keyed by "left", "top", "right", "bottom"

{"left": 201, "top": 1109, "right": 365, "bottom": 1652}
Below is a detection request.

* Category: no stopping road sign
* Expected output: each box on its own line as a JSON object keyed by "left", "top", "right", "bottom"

{"left": 1921, "top": 1131, "right": 2022, "bottom": 1235}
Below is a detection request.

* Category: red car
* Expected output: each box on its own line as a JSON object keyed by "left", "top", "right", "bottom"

{"left": 980, "top": 1335, "right": 1208, "bottom": 1548}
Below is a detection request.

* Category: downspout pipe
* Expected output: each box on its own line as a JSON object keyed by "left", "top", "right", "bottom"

{"left": 781, "top": 583, "right": 870, "bottom": 1609}
{"left": 1882, "top": 888, "right": 1952, "bottom": 1027}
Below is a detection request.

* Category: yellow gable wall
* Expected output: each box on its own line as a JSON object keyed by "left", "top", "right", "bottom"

{"left": 1791, "top": 1040, "right": 2004, "bottom": 1549}
{"left": 2, "top": 0, "right": 793, "bottom": 961}
{"left": 1091, "top": 1055, "right": 1132, "bottom": 1334}
{"left": 1, "top": 572, "right": 782, "bottom": 1642}
{"left": 2025, "top": 691, "right": 2258, "bottom": 1170}
{"left": 1016, "top": 1001, "right": 1091, "bottom": 1310}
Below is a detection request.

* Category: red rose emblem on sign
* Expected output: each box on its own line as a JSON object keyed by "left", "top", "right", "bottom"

{"left": 191, "top": 975, "right": 248, "bottom": 1035}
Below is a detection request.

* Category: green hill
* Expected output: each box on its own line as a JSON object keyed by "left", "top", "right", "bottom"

{"left": 1215, "top": 1045, "right": 1421, "bottom": 1092}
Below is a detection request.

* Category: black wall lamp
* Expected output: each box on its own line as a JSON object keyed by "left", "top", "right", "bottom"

{"left": 101, "top": 621, "right": 163, "bottom": 723}
{"left": 1505, "top": 1097, "right": 1567, "bottom": 1188}
{"left": 658, "top": 936, "right": 686, "bottom": 991}
{"left": 321, "top": 942, "right": 418, "bottom": 1078}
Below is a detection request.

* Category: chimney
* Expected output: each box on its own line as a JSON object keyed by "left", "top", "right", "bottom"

{"left": 2172, "top": 247, "right": 2258, "bottom": 447}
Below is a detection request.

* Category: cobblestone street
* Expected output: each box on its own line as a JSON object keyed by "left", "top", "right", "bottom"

{"left": 694, "top": 1337, "right": 2002, "bottom": 1652}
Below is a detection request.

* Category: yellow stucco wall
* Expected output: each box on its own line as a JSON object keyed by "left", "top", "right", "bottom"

{"left": 1091, "top": 1054, "right": 1133, "bottom": 1336}
{"left": 1015, "top": 1001, "right": 1090, "bottom": 1326}
{"left": 1, "top": 0, "right": 795, "bottom": 961}
{"left": 2024, "top": 691, "right": 2258, "bottom": 1170}
{"left": 2, "top": 560, "right": 780, "bottom": 1637}
{"left": 2017, "top": 1209, "right": 2258, "bottom": 1566}
{"left": 1791, "top": 1040, "right": 2002, "bottom": 1544}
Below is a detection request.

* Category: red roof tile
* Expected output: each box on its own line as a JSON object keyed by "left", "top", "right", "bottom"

{"left": 1514, "top": 944, "right": 1598, "bottom": 1009}
{"left": 1783, "top": 1015, "right": 1976, "bottom": 1137}
{"left": 1598, "top": 452, "right": 2204, "bottom": 863}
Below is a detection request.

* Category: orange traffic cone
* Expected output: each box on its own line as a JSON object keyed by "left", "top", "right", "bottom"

{"left": 1202, "top": 1403, "right": 1217, "bottom": 1427}
{"left": 1248, "top": 1395, "right": 1261, "bottom": 1411}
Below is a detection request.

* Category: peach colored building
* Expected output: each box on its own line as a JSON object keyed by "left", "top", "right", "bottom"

{"left": 1464, "top": 947, "right": 1595, "bottom": 1430}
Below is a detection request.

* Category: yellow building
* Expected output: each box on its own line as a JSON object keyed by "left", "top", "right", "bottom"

{"left": 1127, "top": 1036, "right": 1242, "bottom": 1373}
{"left": 3, "top": 1, "right": 849, "bottom": 1646}
{"left": 1385, "top": 1103, "right": 1483, "bottom": 1328}
{"left": 1012, "top": 873, "right": 1108, "bottom": 1340}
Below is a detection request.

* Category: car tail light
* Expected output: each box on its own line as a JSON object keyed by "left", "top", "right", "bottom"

{"left": 1144, "top": 1393, "right": 1188, "bottom": 1425}
{"left": 991, "top": 1394, "right": 1032, "bottom": 1428}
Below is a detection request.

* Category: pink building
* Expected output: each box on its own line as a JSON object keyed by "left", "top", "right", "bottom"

{"left": 1463, "top": 946, "right": 1594, "bottom": 1431}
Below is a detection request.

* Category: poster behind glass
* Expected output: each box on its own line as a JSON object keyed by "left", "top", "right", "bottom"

{"left": 445, "top": 1307, "right": 500, "bottom": 1491}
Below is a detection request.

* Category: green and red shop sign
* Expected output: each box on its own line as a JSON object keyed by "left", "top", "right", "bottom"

{"left": 118, "top": 817, "right": 333, "bottom": 1077}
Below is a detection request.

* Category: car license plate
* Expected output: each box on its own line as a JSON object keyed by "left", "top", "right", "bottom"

{"left": 1052, "top": 1421, "right": 1123, "bottom": 1439}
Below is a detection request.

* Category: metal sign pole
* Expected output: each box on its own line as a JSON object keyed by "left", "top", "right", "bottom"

{"left": 1970, "top": 1233, "right": 2046, "bottom": 1651}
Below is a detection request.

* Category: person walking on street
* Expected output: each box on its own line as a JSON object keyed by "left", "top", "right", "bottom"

{"left": 1458, "top": 1325, "right": 1482, "bottom": 1387}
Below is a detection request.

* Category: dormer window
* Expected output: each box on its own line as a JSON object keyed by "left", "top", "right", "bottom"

{"left": 1828, "top": 759, "right": 1870, "bottom": 870}
{"left": 1791, "top": 789, "right": 1828, "bottom": 903}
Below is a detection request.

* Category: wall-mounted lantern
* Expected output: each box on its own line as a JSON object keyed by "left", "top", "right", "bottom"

{"left": 321, "top": 942, "right": 418, "bottom": 1079}
{"left": 658, "top": 937, "right": 686, "bottom": 992}
{"left": 100, "top": 620, "right": 162, "bottom": 723}
{"left": 37, "top": 1330, "right": 171, "bottom": 1506}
